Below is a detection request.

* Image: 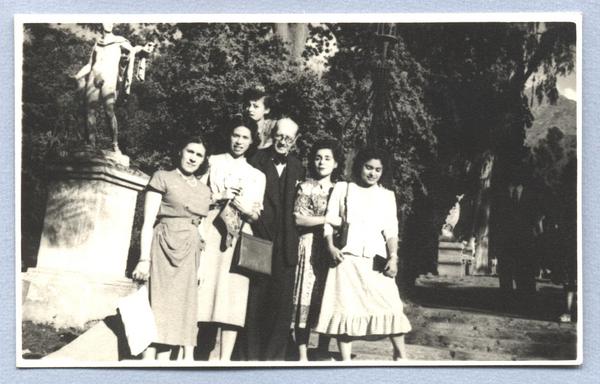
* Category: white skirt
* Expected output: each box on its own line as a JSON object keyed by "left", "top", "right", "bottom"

{"left": 314, "top": 255, "right": 412, "bottom": 337}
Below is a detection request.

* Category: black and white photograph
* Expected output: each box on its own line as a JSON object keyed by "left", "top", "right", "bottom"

{"left": 15, "top": 14, "right": 581, "bottom": 367}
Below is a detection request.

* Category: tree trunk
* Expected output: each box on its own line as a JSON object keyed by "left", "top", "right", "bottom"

{"left": 471, "top": 151, "right": 495, "bottom": 274}
{"left": 274, "top": 23, "right": 309, "bottom": 62}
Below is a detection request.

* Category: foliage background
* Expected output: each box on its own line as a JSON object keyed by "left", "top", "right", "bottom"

{"left": 20, "top": 22, "right": 576, "bottom": 282}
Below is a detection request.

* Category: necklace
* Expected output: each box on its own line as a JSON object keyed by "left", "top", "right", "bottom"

{"left": 176, "top": 168, "right": 198, "bottom": 187}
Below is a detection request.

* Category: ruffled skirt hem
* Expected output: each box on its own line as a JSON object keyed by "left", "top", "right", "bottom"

{"left": 314, "top": 311, "right": 412, "bottom": 337}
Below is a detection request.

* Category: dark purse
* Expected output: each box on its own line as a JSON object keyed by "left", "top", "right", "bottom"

{"left": 333, "top": 182, "right": 350, "bottom": 249}
{"left": 233, "top": 230, "right": 273, "bottom": 276}
{"left": 219, "top": 196, "right": 273, "bottom": 276}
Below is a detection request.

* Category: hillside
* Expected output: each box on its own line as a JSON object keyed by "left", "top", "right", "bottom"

{"left": 525, "top": 94, "right": 577, "bottom": 148}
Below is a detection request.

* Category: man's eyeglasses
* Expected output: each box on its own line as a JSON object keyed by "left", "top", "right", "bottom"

{"left": 274, "top": 134, "right": 296, "bottom": 144}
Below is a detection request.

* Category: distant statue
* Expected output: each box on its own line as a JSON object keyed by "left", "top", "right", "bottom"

{"left": 441, "top": 194, "right": 464, "bottom": 239}
{"left": 74, "top": 23, "right": 155, "bottom": 153}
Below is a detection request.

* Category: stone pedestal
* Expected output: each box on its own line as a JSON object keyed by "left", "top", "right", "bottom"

{"left": 22, "top": 155, "right": 150, "bottom": 329}
{"left": 437, "top": 240, "right": 468, "bottom": 277}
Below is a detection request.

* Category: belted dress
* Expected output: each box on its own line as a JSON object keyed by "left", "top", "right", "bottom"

{"left": 147, "top": 169, "right": 211, "bottom": 346}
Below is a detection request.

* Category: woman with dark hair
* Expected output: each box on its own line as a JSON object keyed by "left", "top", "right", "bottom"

{"left": 132, "top": 134, "right": 212, "bottom": 361}
{"left": 290, "top": 139, "right": 344, "bottom": 361}
{"left": 314, "top": 147, "right": 412, "bottom": 361}
{"left": 196, "top": 115, "right": 266, "bottom": 361}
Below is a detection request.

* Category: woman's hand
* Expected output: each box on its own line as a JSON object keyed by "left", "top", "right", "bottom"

{"left": 231, "top": 196, "right": 259, "bottom": 221}
{"left": 328, "top": 244, "right": 344, "bottom": 265}
{"left": 132, "top": 260, "right": 150, "bottom": 281}
{"left": 214, "top": 187, "right": 241, "bottom": 202}
{"left": 384, "top": 257, "right": 398, "bottom": 278}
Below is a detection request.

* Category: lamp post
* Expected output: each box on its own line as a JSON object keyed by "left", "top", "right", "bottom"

{"left": 343, "top": 23, "right": 401, "bottom": 148}
{"left": 370, "top": 23, "right": 399, "bottom": 146}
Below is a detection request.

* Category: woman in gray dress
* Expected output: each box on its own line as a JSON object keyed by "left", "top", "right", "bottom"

{"left": 132, "top": 135, "right": 212, "bottom": 361}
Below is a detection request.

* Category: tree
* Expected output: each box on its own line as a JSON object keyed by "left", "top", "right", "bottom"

{"left": 398, "top": 22, "right": 576, "bottom": 274}
{"left": 21, "top": 24, "right": 90, "bottom": 269}
{"left": 20, "top": 23, "right": 349, "bottom": 268}
{"left": 303, "top": 23, "right": 438, "bottom": 287}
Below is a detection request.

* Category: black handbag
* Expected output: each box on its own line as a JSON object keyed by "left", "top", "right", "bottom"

{"left": 333, "top": 182, "right": 350, "bottom": 249}
{"left": 233, "top": 231, "right": 273, "bottom": 276}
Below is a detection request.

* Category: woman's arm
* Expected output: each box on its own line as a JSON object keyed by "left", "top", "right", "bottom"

{"left": 323, "top": 182, "right": 347, "bottom": 265}
{"left": 323, "top": 182, "right": 346, "bottom": 231}
{"left": 382, "top": 190, "right": 400, "bottom": 278}
{"left": 294, "top": 213, "right": 326, "bottom": 227}
{"left": 231, "top": 197, "right": 259, "bottom": 223}
{"left": 293, "top": 183, "right": 327, "bottom": 228}
{"left": 132, "top": 190, "right": 162, "bottom": 281}
{"left": 383, "top": 236, "right": 399, "bottom": 278}
{"left": 325, "top": 233, "right": 345, "bottom": 265}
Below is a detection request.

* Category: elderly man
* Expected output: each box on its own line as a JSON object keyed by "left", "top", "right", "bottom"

{"left": 238, "top": 117, "right": 305, "bottom": 361}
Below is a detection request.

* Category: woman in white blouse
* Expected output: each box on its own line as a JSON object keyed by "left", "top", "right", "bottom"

{"left": 314, "top": 147, "right": 412, "bottom": 361}
{"left": 196, "top": 115, "right": 266, "bottom": 361}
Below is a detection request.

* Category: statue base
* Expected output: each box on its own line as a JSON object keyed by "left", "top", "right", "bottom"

{"left": 21, "top": 154, "right": 149, "bottom": 329}
{"left": 22, "top": 268, "right": 138, "bottom": 329}
{"left": 70, "top": 147, "right": 131, "bottom": 168}
{"left": 437, "top": 240, "right": 470, "bottom": 277}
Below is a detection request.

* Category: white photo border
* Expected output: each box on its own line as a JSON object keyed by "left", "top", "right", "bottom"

{"left": 7, "top": 5, "right": 591, "bottom": 380}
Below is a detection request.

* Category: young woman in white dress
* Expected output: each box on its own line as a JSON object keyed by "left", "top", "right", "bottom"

{"left": 196, "top": 115, "right": 266, "bottom": 361}
{"left": 314, "top": 147, "right": 412, "bottom": 361}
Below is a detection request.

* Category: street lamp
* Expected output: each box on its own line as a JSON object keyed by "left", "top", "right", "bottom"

{"left": 342, "top": 23, "right": 402, "bottom": 148}
{"left": 375, "top": 23, "right": 399, "bottom": 62}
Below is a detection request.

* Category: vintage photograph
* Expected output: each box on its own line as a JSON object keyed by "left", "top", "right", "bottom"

{"left": 16, "top": 14, "right": 581, "bottom": 367}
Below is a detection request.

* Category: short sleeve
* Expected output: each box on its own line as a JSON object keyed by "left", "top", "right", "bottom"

{"left": 382, "top": 189, "right": 399, "bottom": 240}
{"left": 148, "top": 170, "right": 167, "bottom": 194}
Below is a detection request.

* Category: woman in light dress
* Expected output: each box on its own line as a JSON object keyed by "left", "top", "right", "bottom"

{"left": 131, "top": 135, "right": 212, "bottom": 361}
{"left": 196, "top": 115, "right": 266, "bottom": 361}
{"left": 290, "top": 139, "right": 344, "bottom": 361}
{"left": 314, "top": 147, "right": 412, "bottom": 361}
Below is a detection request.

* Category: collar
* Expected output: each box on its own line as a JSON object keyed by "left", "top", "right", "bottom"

{"left": 225, "top": 152, "right": 247, "bottom": 163}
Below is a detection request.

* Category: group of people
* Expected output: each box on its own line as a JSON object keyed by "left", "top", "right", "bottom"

{"left": 130, "top": 88, "right": 412, "bottom": 362}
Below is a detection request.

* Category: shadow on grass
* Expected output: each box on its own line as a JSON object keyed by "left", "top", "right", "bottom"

{"left": 407, "top": 278, "right": 567, "bottom": 322}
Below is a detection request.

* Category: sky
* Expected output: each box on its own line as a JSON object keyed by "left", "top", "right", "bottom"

{"left": 557, "top": 71, "right": 577, "bottom": 101}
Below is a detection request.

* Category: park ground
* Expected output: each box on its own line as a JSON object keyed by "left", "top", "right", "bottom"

{"left": 21, "top": 274, "right": 577, "bottom": 363}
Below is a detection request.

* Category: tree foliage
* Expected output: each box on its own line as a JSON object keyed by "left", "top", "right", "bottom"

{"left": 21, "top": 22, "right": 576, "bottom": 280}
{"left": 394, "top": 22, "right": 575, "bottom": 276}
{"left": 21, "top": 23, "right": 349, "bottom": 267}
{"left": 307, "top": 23, "right": 436, "bottom": 217}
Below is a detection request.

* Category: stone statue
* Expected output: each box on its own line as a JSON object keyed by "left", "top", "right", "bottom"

{"left": 441, "top": 194, "right": 464, "bottom": 239}
{"left": 74, "top": 23, "right": 154, "bottom": 153}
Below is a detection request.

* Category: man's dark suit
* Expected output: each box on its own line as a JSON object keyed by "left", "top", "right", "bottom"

{"left": 238, "top": 148, "right": 305, "bottom": 361}
{"left": 493, "top": 184, "right": 540, "bottom": 294}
